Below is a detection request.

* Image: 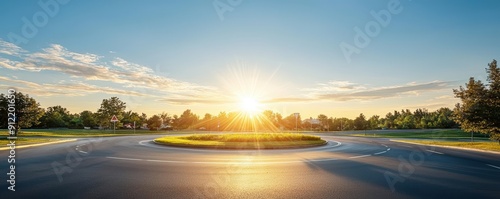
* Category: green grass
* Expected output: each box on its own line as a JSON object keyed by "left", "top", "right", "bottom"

{"left": 351, "top": 129, "right": 489, "bottom": 139}
{"left": 0, "top": 138, "right": 66, "bottom": 146}
{"left": 154, "top": 133, "right": 327, "bottom": 149}
{"left": 3, "top": 129, "right": 175, "bottom": 137}
{"left": 394, "top": 140, "right": 500, "bottom": 152}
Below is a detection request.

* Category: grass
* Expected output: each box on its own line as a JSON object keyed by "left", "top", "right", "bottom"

{"left": 341, "top": 129, "right": 500, "bottom": 153}
{"left": 394, "top": 140, "right": 500, "bottom": 152}
{"left": 2, "top": 129, "right": 176, "bottom": 137}
{"left": 154, "top": 133, "right": 327, "bottom": 149}
{"left": 0, "top": 138, "right": 66, "bottom": 146}
{"left": 351, "top": 129, "right": 490, "bottom": 140}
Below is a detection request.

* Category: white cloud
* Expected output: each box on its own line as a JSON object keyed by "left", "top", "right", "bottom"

{"left": 0, "top": 76, "right": 149, "bottom": 97}
{"left": 264, "top": 81, "right": 455, "bottom": 103}
{"left": 303, "top": 81, "right": 367, "bottom": 93}
{"left": 0, "top": 40, "right": 222, "bottom": 104}
{"left": 0, "top": 39, "right": 26, "bottom": 56}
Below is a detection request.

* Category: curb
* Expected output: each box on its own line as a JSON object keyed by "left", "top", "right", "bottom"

{"left": 0, "top": 139, "right": 77, "bottom": 151}
{"left": 391, "top": 139, "right": 500, "bottom": 155}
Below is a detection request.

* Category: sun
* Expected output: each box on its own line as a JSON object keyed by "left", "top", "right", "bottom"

{"left": 239, "top": 97, "right": 260, "bottom": 115}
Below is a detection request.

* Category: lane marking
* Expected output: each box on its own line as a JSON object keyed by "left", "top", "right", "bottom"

{"left": 349, "top": 154, "right": 372, "bottom": 159}
{"left": 374, "top": 151, "right": 387, "bottom": 155}
{"left": 426, "top": 150, "right": 444, "bottom": 155}
{"left": 107, "top": 137, "right": 389, "bottom": 165}
{"left": 106, "top": 155, "right": 364, "bottom": 165}
{"left": 486, "top": 164, "right": 500, "bottom": 170}
{"left": 0, "top": 139, "right": 77, "bottom": 151}
{"left": 139, "top": 139, "right": 342, "bottom": 153}
{"left": 108, "top": 156, "right": 303, "bottom": 165}
{"left": 107, "top": 156, "right": 144, "bottom": 161}
{"left": 76, "top": 144, "right": 89, "bottom": 154}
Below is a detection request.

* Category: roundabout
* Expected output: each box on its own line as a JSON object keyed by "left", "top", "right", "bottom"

{"left": 117, "top": 134, "right": 391, "bottom": 165}
{"left": 153, "top": 133, "right": 327, "bottom": 150}
{"left": 2, "top": 133, "right": 500, "bottom": 199}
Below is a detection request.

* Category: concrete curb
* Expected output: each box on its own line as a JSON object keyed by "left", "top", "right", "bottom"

{"left": 391, "top": 139, "right": 500, "bottom": 155}
{"left": 0, "top": 139, "right": 77, "bottom": 151}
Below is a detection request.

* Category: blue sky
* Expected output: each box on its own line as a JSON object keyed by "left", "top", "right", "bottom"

{"left": 0, "top": 0, "right": 499, "bottom": 118}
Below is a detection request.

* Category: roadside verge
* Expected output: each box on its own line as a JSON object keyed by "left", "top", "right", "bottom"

{"left": 0, "top": 139, "right": 77, "bottom": 151}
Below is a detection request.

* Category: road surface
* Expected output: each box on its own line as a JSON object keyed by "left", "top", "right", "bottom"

{"left": 1, "top": 134, "right": 499, "bottom": 198}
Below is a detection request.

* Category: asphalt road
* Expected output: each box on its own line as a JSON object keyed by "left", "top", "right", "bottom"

{"left": 1, "top": 134, "right": 499, "bottom": 199}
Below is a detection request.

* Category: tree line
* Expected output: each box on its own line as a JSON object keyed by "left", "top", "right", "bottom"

{"left": 0, "top": 93, "right": 456, "bottom": 131}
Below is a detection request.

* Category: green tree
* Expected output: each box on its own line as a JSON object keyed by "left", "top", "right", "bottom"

{"left": 159, "top": 112, "right": 172, "bottom": 128}
{"left": 122, "top": 110, "right": 141, "bottom": 128}
{"left": 200, "top": 113, "right": 213, "bottom": 130}
{"left": 177, "top": 109, "right": 198, "bottom": 129}
{"left": 317, "top": 114, "right": 329, "bottom": 131}
{"left": 454, "top": 59, "right": 500, "bottom": 143}
{"left": 147, "top": 115, "right": 162, "bottom": 131}
{"left": 368, "top": 115, "right": 380, "bottom": 129}
{"left": 354, "top": 113, "right": 368, "bottom": 130}
{"left": 40, "top": 105, "right": 71, "bottom": 128}
{"left": 282, "top": 113, "right": 301, "bottom": 130}
{"left": 96, "top": 97, "right": 126, "bottom": 129}
{"left": 171, "top": 114, "right": 180, "bottom": 130}
{"left": 80, "top": 110, "right": 97, "bottom": 128}
{"left": 0, "top": 92, "right": 44, "bottom": 131}
{"left": 68, "top": 113, "right": 83, "bottom": 129}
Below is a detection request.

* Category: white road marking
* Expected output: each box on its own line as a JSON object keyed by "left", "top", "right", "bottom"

{"left": 108, "top": 156, "right": 303, "bottom": 165}
{"left": 107, "top": 156, "right": 144, "bottom": 161}
{"left": 107, "top": 154, "right": 369, "bottom": 165}
{"left": 486, "top": 164, "right": 500, "bottom": 170}
{"left": 139, "top": 139, "right": 343, "bottom": 152}
{"left": 106, "top": 138, "right": 388, "bottom": 165}
{"left": 349, "top": 154, "right": 372, "bottom": 159}
{"left": 75, "top": 144, "right": 89, "bottom": 154}
{"left": 426, "top": 150, "right": 444, "bottom": 155}
{"left": 374, "top": 151, "right": 387, "bottom": 155}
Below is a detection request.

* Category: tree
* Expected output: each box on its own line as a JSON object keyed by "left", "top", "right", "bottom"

{"left": 454, "top": 59, "right": 500, "bottom": 143}
{"left": 177, "top": 109, "right": 198, "bottom": 129}
{"left": 354, "top": 113, "right": 368, "bottom": 130}
{"left": 171, "top": 114, "right": 180, "bottom": 130}
{"left": 0, "top": 92, "right": 44, "bottom": 131}
{"left": 200, "top": 113, "right": 213, "bottom": 130}
{"left": 368, "top": 115, "right": 380, "bottom": 129}
{"left": 159, "top": 112, "right": 172, "bottom": 128}
{"left": 96, "top": 97, "right": 126, "bottom": 129}
{"left": 282, "top": 113, "right": 301, "bottom": 130}
{"left": 122, "top": 110, "right": 141, "bottom": 129}
{"left": 147, "top": 115, "right": 162, "bottom": 131}
{"left": 67, "top": 113, "right": 83, "bottom": 129}
{"left": 317, "top": 114, "right": 329, "bottom": 131}
{"left": 40, "top": 105, "right": 71, "bottom": 128}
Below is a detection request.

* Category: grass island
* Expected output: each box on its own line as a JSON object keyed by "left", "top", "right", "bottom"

{"left": 154, "top": 133, "right": 327, "bottom": 149}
